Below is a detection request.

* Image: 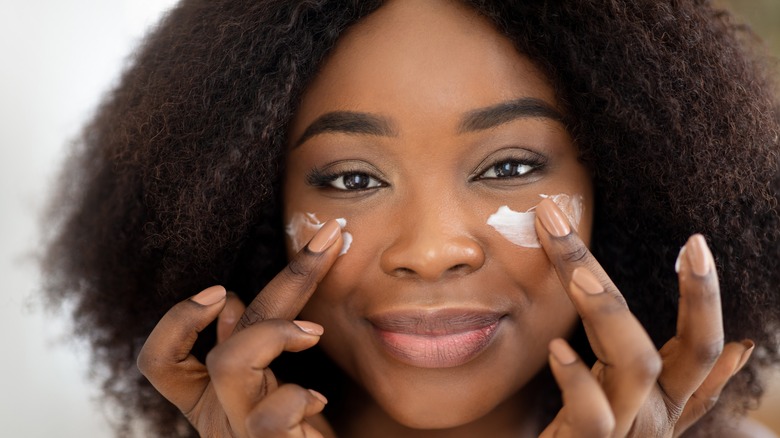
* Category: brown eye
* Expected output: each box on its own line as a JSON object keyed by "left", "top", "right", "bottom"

{"left": 330, "top": 172, "right": 383, "bottom": 190}
{"left": 480, "top": 160, "right": 535, "bottom": 179}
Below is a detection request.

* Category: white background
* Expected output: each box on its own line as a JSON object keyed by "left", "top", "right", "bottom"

{"left": 0, "top": 1, "right": 178, "bottom": 436}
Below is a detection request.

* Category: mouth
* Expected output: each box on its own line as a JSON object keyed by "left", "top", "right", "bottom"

{"left": 367, "top": 309, "right": 505, "bottom": 369}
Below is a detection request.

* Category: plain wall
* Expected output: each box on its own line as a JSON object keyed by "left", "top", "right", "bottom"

{"left": 0, "top": 1, "right": 176, "bottom": 435}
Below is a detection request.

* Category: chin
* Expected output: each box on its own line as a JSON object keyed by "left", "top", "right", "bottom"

{"left": 368, "top": 365, "right": 522, "bottom": 431}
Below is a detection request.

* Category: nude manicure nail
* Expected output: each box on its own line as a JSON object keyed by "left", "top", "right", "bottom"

{"left": 571, "top": 267, "right": 604, "bottom": 295}
{"left": 308, "top": 389, "right": 329, "bottom": 404}
{"left": 307, "top": 220, "right": 341, "bottom": 253}
{"left": 686, "top": 234, "right": 712, "bottom": 277}
{"left": 191, "top": 285, "right": 226, "bottom": 306}
{"left": 536, "top": 198, "right": 572, "bottom": 237}
{"left": 549, "top": 338, "right": 577, "bottom": 365}
{"left": 733, "top": 340, "right": 755, "bottom": 376}
{"left": 674, "top": 246, "right": 686, "bottom": 274}
{"left": 293, "top": 320, "right": 325, "bottom": 336}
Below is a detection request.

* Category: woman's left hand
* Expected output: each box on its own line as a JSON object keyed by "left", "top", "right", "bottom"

{"left": 534, "top": 198, "right": 754, "bottom": 438}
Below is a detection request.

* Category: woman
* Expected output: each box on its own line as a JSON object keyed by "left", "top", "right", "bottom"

{"left": 43, "top": 0, "right": 780, "bottom": 436}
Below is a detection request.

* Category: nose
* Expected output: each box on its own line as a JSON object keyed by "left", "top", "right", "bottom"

{"left": 380, "top": 205, "right": 485, "bottom": 281}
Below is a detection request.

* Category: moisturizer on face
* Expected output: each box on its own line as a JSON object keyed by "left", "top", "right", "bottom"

{"left": 487, "top": 194, "right": 584, "bottom": 248}
{"left": 285, "top": 212, "right": 352, "bottom": 255}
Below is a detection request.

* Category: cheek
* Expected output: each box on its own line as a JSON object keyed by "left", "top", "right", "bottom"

{"left": 486, "top": 193, "right": 586, "bottom": 248}
{"left": 284, "top": 212, "right": 353, "bottom": 255}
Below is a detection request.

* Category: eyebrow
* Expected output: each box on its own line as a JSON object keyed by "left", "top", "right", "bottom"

{"left": 457, "top": 98, "right": 565, "bottom": 133}
{"left": 293, "top": 97, "right": 565, "bottom": 147}
{"left": 293, "top": 111, "right": 396, "bottom": 147}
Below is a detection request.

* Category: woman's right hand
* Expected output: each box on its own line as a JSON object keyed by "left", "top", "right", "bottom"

{"left": 137, "top": 220, "right": 345, "bottom": 438}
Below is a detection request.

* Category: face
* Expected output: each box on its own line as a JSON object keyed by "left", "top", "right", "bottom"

{"left": 283, "top": 0, "right": 593, "bottom": 430}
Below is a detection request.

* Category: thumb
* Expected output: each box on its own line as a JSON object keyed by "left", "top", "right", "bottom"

{"left": 137, "top": 285, "right": 226, "bottom": 413}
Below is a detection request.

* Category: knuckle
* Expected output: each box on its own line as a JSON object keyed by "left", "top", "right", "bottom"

{"left": 204, "top": 345, "right": 236, "bottom": 379}
{"left": 239, "top": 303, "right": 268, "bottom": 328}
{"left": 560, "top": 244, "right": 590, "bottom": 264}
{"left": 286, "top": 256, "right": 314, "bottom": 281}
{"left": 590, "top": 412, "right": 616, "bottom": 437}
{"left": 627, "top": 349, "right": 663, "bottom": 384}
{"left": 691, "top": 339, "right": 724, "bottom": 366}
{"left": 588, "top": 292, "right": 628, "bottom": 316}
{"left": 277, "top": 259, "right": 317, "bottom": 296}
{"left": 246, "top": 410, "right": 287, "bottom": 436}
{"left": 698, "top": 394, "right": 720, "bottom": 412}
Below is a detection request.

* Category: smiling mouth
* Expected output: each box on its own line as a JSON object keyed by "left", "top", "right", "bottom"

{"left": 367, "top": 310, "right": 504, "bottom": 369}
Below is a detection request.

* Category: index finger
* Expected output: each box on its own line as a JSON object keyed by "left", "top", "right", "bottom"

{"left": 236, "top": 219, "right": 343, "bottom": 331}
{"left": 533, "top": 197, "right": 610, "bottom": 294}
{"left": 534, "top": 198, "right": 661, "bottom": 436}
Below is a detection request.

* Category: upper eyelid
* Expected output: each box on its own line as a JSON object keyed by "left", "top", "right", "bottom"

{"left": 471, "top": 150, "right": 547, "bottom": 179}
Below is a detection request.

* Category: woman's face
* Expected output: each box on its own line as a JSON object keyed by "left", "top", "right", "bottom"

{"left": 283, "top": 0, "right": 593, "bottom": 430}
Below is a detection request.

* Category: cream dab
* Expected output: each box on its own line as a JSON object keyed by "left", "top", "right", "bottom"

{"left": 487, "top": 194, "right": 584, "bottom": 248}
{"left": 285, "top": 212, "right": 352, "bottom": 255}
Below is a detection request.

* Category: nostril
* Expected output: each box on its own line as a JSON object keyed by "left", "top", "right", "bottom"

{"left": 449, "top": 263, "right": 470, "bottom": 273}
{"left": 393, "top": 267, "right": 416, "bottom": 277}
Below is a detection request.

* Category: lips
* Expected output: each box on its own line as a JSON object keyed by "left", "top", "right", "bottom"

{"left": 367, "top": 310, "right": 504, "bottom": 368}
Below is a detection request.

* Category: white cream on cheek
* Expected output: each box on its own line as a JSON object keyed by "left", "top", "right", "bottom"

{"left": 486, "top": 194, "right": 584, "bottom": 248}
{"left": 285, "top": 212, "right": 352, "bottom": 255}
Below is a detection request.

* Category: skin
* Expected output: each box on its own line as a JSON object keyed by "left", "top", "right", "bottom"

{"left": 137, "top": 1, "right": 755, "bottom": 437}
{"left": 283, "top": 0, "right": 591, "bottom": 434}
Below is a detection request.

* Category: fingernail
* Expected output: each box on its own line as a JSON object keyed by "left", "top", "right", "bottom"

{"left": 674, "top": 246, "right": 686, "bottom": 274}
{"left": 549, "top": 338, "right": 577, "bottom": 365}
{"left": 686, "top": 234, "right": 712, "bottom": 277}
{"left": 536, "top": 198, "right": 571, "bottom": 237}
{"left": 191, "top": 285, "right": 226, "bottom": 306}
{"left": 307, "top": 220, "right": 341, "bottom": 253}
{"left": 308, "top": 389, "right": 328, "bottom": 404}
{"left": 733, "top": 340, "right": 755, "bottom": 376}
{"left": 571, "top": 267, "right": 604, "bottom": 295}
{"left": 293, "top": 320, "right": 324, "bottom": 336}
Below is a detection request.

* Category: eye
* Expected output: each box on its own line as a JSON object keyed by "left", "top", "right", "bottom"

{"left": 306, "top": 165, "right": 388, "bottom": 192}
{"left": 478, "top": 160, "right": 538, "bottom": 179}
{"left": 328, "top": 172, "right": 384, "bottom": 191}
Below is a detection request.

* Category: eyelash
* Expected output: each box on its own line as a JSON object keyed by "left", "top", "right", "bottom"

{"left": 306, "top": 167, "right": 387, "bottom": 192}
{"left": 472, "top": 156, "right": 546, "bottom": 181}
{"left": 306, "top": 155, "right": 546, "bottom": 192}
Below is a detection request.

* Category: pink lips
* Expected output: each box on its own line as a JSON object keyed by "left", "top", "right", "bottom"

{"left": 367, "top": 310, "right": 504, "bottom": 368}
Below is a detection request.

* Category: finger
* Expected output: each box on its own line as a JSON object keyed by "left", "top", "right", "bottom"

{"left": 245, "top": 384, "right": 327, "bottom": 438}
{"left": 657, "top": 235, "right": 724, "bottom": 412}
{"left": 217, "top": 292, "right": 246, "bottom": 343}
{"left": 237, "top": 219, "right": 343, "bottom": 330}
{"left": 137, "top": 285, "right": 226, "bottom": 413}
{"left": 540, "top": 339, "right": 614, "bottom": 438}
{"left": 206, "top": 319, "right": 323, "bottom": 436}
{"left": 535, "top": 199, "right": 661, "bottom": 437}
{"left": 673, "top": 340, "right": 754, "bottom": 437}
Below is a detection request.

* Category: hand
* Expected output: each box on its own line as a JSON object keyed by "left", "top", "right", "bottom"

{"left": 137, "top": 220, "right": 345, "bottom": 438}
{"left": 534, "top": 199, "right": 754, "bottom": 438}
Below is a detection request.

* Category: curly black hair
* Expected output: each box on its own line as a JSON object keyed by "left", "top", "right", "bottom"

{"left": 42, "top": 0, "right": 780, "bottom": 436}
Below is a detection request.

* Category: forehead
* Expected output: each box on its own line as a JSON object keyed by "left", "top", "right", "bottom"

{"left": 289, "top": 0, "right": 558, "bottom": 138}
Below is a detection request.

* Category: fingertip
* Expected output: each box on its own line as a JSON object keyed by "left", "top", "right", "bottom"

{"left": 549, "top": 338, "right": 578, "bottom": 365}
{"left": 536, "top": 198, "right": 572, "bottom": 238}
{"left": 191, "top": 285, "right": 227, "bottom": 306}
{"left": 733, "top": 339, "right": 755, "bottom": 376}
{"left": 308, "top": 389, "right": 328, "bottom": 405}
{"left": 293, "top": 320, "right": 325, "bottom": 336}
{"left": 686, "top": 233, "right": 714, "bottom": 277}
{"left": 307, "top": 220, "right": 342, "bottom": 254}
{"left": 216, "top": 292, "right": 245, "bottom": 342}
